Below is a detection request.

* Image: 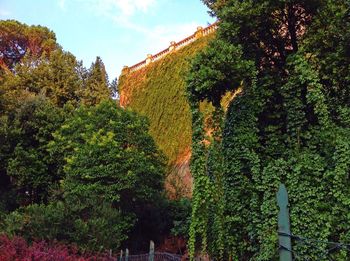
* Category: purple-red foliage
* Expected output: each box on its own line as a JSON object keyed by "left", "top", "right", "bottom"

{"left": 0, "top": 234, "right": 113, "bottom": 261}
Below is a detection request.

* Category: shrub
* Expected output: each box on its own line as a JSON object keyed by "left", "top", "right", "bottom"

{"left": 1, "top": 199, "right": 132, "bottom": 253}
{"left": 0, "top": 234, "right": 113, "bottom": 260}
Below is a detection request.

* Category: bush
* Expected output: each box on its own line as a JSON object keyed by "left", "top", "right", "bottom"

{"left": 1, "top": 199, "right": 132, "bottom": 253}
{"left": 0, "top": 234, "right": 113, "bottom": 260}
{"left": 170, "top": 199, "right": 191, "bottom": 239}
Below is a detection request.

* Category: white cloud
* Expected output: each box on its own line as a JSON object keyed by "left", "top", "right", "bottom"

{"left": 113, "top": 0, "right": 156, "bottom": 16}
{"left": 78, "top": 0, "right": 200, "bottom": 57}
{"left": 82, "top": 0, "right": 156, "bottom": 17}
{"left": 108, "top": 13, "right": 199, "bottom": 56}
{"left": 0, "top": 9, "right": 11, "bottom": 18}
{"left": 54, "top": 0, "right": 208, "bottom": 78}
{"left": 58, "top": 0, "right": 66, "bottom": 9}
{"left": 57, "top": 0, "right": 156, "bottom": 18}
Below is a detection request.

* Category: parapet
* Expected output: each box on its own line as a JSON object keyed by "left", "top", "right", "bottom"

{"left": 120, "top": 22, "right": 218, "bottom": 76}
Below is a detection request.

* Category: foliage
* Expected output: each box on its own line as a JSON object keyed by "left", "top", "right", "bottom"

{"left": 0, "top": 96, "right": 68, "bottom": 206}
{"left": 0, "top": 20, "right": 113, "bottom": 211}
{"left": 48, "top": 100, "right": 166, "bottom": 250}
{"left": 118, "top": 34, "right": 214, "bottom": 198}
{"left": 80, "top": 56, "right": 111, "bottom": 106}
{"left": 187, "top": 0, "right": 350, "bottom": 260}
{"left": 50, "top": 100, "right": 165, "bottom": 206}
{"left": 187, "top": 39, "right": 254, "bottom": 106}
{"left": 1, "top": 30, "right": 112, "bottom": 110}
{"left": 0, "top": 89, "right": 169, "bottom": 254}
{"left": 1, "top": 198, "right": 132, "bottom": 253}
{"left": 123, "top": 197, "right": 192, "bottom": 251}
{"left": 0, "top": 234, "right": 115, "bottom": 260}
{"left": 169, "top": 198, "right": 192, "bottom": 239}
{"left": 0, "top": 19, "right": 174, "bottom": 255}
{"left": 1, "top": 49, "right": 84, "bottom": 109}
{"left": 0, "top": 19, "right": 57, "bottom": 72}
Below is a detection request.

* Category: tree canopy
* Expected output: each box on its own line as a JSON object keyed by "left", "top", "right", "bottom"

{"left": 50, "top": 100, "right": 165, "bottom": 209}
{"left": 1, "top": 101, "right": 167, "bottom": 252}
{"left": 0, "top": 20, "right": 57, "bottom": 72}
{"left": 0, "top": 22, "right": 114, "bottom": 212}
{"left": 0, "top": 18, "right": 193, "bottom": 256}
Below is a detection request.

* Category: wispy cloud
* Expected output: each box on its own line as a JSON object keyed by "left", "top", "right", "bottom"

{"left": 0, "top": 9, "right": 11, "bottom": 18}
{"left": 82, "top": 0, "right": 156, "bottom": 17}
{"left": 108, "top": 13, "right": 199, "bottom": 58}
{"left": 111, "top": 0, "right": 156, "bottom": 16}
{"left": 55, "top": 0, "right": 206, "bottom": 71}
{"left": 56, "top": 0, "right": 155, "bottom": 17}
{"left": 65, "top": 0, "right": 200, "bottom": 56}
{"left": 57, "top": 0, "right": 66, "bottom": 10}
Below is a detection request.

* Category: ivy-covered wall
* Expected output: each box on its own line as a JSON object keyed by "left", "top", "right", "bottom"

{"left": 118, "top": 34, "right": 214, "bottom": 198}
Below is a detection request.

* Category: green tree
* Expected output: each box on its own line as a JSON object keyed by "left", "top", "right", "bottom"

{"left": 0, "top": 96, "right": 67, "bottom": 206}
{"left": 1, "top": 49, "right": 84, "bottom": 109}
{"left": 0, "top": 115, "right": 17, "bottom": 212}
{"left": 0, "top": 21, "right": 114, "bottom": 214}
{"left": 187, "top": 0, "right": 350, "bottom": 260}
{"left": 50, "top": 101, "right": 165, "bottom": 203}
{"left": 80, "top": 56, "right": 111, "bottom": 105}
{"left": 1, "top": 101, "right": 167, "bottom": 252}
{"left": 53, "top": 100, "right": 165, "bottom": 206}
{"left": 49, "top": 101, "right": 166, "bottom": 247}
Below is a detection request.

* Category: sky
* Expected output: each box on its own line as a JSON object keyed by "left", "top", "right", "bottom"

{"left": 0, "top": 0, "right": 215, "bottom": 80}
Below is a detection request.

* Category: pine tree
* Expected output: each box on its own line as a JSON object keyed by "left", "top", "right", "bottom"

{"left": 81, "top": 56, "right": 111, "bottom": 106}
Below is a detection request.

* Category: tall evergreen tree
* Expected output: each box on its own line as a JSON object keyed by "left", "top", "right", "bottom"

{"left": 81, "top": 56, "right": 111, "bottom": 105}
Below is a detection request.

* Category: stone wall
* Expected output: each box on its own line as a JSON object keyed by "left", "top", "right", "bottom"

{"left": 120, "top": 22, "right": 218, "bottom": 76}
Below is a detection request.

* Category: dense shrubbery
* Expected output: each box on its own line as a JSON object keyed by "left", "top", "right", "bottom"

{"left": 187, "top": 0, "right": 350, "bottom": 260}
{"left": 0, "top": 19, "right": 186, "bottom": 255}
{"left": 0, "top": 234, "right": 113, "bottom": 260}
{"left": 0, "top": 100, "right": 169, "bottom": 253}
{"left": 2, "top": 199, "right": 131, "bottom": 252}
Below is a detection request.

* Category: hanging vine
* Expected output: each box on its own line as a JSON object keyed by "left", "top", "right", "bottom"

{"left": 186, "top": 1, "right": 350, "bottom": 260}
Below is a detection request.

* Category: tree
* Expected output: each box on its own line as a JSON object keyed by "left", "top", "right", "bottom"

{"left": 49, "top": 101, "right": 166, "bottom": 248}
{"left": 1, "top": 49, "right": 84, "bottom": 109}
{"left": 53, "top": 101, "right": 165, "bottom": 207}
{"left": 0, "top": 21, "right": 114, "bottom": 213}
{"left": 1, "top": 21, "right": 113, "bottom": 112}
{"left": 80, "top": 56, "right": 111, "bottom": 106}
{"left": 187, "top": 1, "right": 350, "bottom": 260}
{"left": 1, "top": 100, "right": 167, "bottom": 252}
{"left": 109, "top": 77, "right": 118, "bottom": 99}
{"left": 0, "top": 96, "right": 67, "bottom": 206}
{"left": 0, "top": 20, "right": 57, "bottom": 72}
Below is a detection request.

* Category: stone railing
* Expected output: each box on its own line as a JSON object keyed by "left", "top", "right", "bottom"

{"left": 121, "top": 21, "right": 218, "bottom": 75}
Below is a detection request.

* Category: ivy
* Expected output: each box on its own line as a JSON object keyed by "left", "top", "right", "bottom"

{"left": 118, "top": 34, "right": 215, "bottom": 198}
{"left": 187, "top": 1, "right": 350, "bottom": 260}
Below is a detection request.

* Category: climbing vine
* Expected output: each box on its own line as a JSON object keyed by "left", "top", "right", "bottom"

{"left": 118, "top": 34, "right": 214, "bottom": 198}
{"left": 187, "top": 1, "right": 350, "bottom": 260}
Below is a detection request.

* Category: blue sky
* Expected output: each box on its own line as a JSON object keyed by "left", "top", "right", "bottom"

{"left": 0, "top": 0, "right": 215, "bottom": 80}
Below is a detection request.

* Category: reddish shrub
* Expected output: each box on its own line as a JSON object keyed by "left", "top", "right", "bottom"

{"left": 0, "top": 234, "right": 113, "bottom": 261}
